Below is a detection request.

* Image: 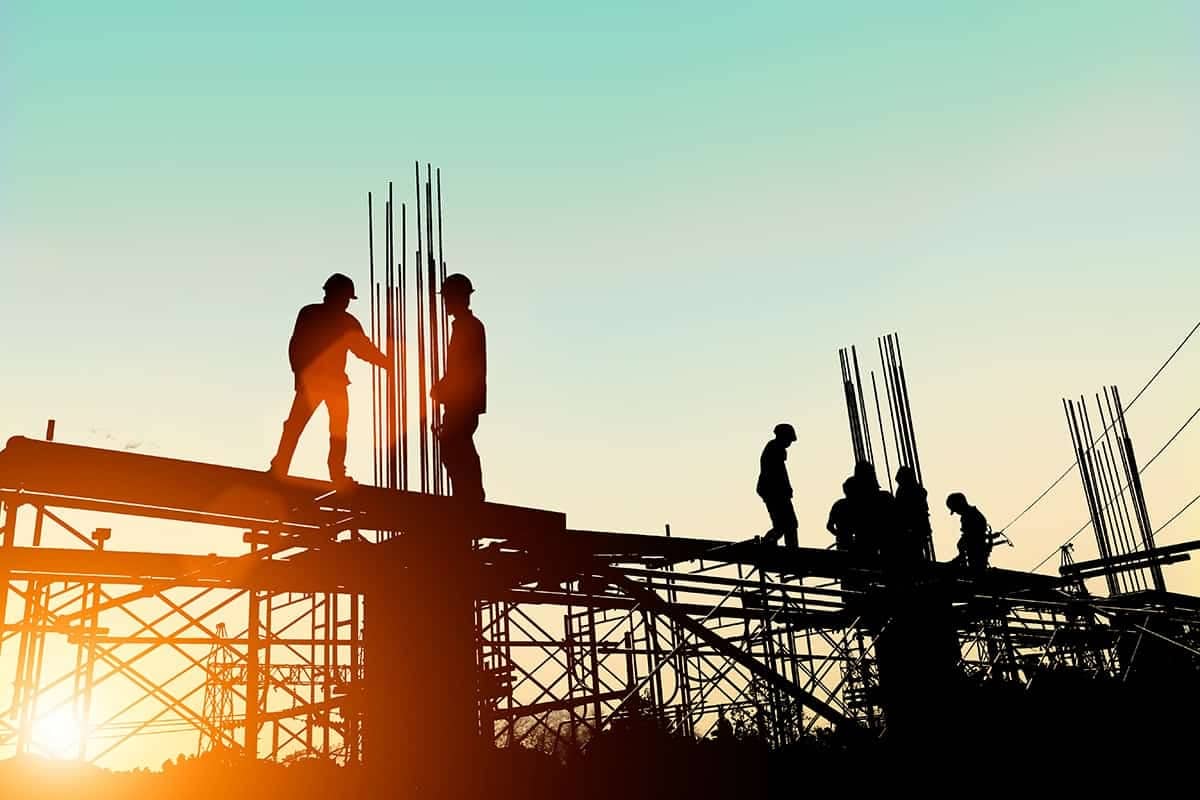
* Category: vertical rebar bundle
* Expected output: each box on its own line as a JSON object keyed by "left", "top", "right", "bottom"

{"left": 877, "top": 333, "right": 922, "bottom": 485}
{"left": 837, "top": 334, "right": 924, "bottom": 485}
{"left": 365, "top": 163, "right": 449, "bottom": 501}
{"left": 423, "top": 166, "right": 443, "bottom": 496}
{"left": 368, "top": 193, "right": 378, "bottom": 489}
{"left": 1063, "top": 386, "right": 1165, "bottom": 596}
{"left": 837, "top": 334, "right": 932, "bottom": 558}
{"left": 838, "top": 346, "right": 873, "bottom": 468}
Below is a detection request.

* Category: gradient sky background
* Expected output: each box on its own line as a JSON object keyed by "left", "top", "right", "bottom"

{"left": 3, "top": 3, "right": 1198, "bottom": 584}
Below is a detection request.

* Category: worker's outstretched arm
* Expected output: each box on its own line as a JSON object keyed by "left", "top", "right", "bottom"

{"left": 349, "top": 330, "right": 390, "bottom": 370}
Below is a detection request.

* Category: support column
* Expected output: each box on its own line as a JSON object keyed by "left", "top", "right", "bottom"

{"left": 364, "top": 527, "right": 477, "bottom": 793}
{"left": 872, "top": 581, "right": 960, "bottom": 741}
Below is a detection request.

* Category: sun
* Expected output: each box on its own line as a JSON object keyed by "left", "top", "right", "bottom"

{"left": 32, "top": 708, "right": 85, "bottom": 759}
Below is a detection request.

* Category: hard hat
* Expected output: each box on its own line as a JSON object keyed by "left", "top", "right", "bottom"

{"left": 946, "top": 492, "right": 967, "bottom": 512}
{"left": 323, "top": 273, "right": 357, "bottom": 299}
{"left": 442, "top": 273, "right": 474, "bottom": 297}
{"left": 773, "top": 423, "right": 797, "bottom": 441}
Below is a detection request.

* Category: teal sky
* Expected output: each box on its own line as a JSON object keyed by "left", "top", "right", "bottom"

{"left": 3, "top": 2, "right": 1198, "bottom": 582}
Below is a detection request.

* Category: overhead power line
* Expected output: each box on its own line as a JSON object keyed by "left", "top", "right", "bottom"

{"left": 1000, "top": 318, "right": 1200, "bottom": 534}
{"left": 1151, "top": 492, "right": 1200, "bottom": 538}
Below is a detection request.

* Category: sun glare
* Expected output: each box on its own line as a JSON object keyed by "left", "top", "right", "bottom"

{"left": 32, "top": 708, "right": 85, "bottom": 759}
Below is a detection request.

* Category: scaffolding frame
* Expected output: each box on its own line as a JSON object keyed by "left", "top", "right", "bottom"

{"left": 2, "top": 437, "right": 1199, "bottom": 770}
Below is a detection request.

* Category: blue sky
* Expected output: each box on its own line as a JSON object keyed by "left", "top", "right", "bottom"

{"left": 2, "top": 1, "right": 1197, "bottom": 576}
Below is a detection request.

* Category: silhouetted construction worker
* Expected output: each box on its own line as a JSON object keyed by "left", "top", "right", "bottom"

{"left": 850, "top": 461, "right": 893, "bottom": 561}
{"left": 826, "top": 478, "right": 857, "bottom": 552}
{"left": 757, "top": 423, "right": 798, "bottom": 548}
{"left": 270, "top": 273, "right": 389, "bottom": 484}
{"left": 947, "top": 492, "right": 990, "bottom": 571}
{"left": 432, "top": 273, "right": 486, "bottom": 501}
{"left": 894, "top": 466, "right": 932, "bottom": 563}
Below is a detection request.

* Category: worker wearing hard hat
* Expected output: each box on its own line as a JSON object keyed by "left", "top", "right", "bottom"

{"left": 757, "top": 423, "right": 799, "bottom": 548}
{"left": 270, "top": 273, "right": 389, "bottom": 484}
{"left": 947, "top": 492, "right": 991, "bottom": 571}
{"left": 431, "top": 273, "right": 487, "bottom": 501}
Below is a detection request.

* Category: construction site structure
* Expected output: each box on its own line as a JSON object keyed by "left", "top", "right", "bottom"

{"left": 3, "top": 170, "right": 1199, "bottom": 790}
{"left": 1, "top": 434, "right": 1198, "bottom": 788}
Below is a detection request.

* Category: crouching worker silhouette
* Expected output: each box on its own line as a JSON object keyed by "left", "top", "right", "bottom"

{"left": 431, "top": 273, "right": 487, "bottom": 501}
{"left": 270, "top": 273, "right": 389, "bottom": 484}
{"left": 757, "top": 423, "right": 799, "bottom": 548}
{"left": 947, "top": 492, "right": 991, "bottom": 571}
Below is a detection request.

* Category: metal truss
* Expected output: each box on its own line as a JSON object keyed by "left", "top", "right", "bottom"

{"left": 0, "top": 494, "right": 362, "bottom": 765}
{"left": 3, "top": 438, "right": 1200, "bottom": 771}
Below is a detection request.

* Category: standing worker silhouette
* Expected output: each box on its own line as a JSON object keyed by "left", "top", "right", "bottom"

{"left": 757, "top": 423, "right": 799, "bottom": 548}
{"left": 850, "top": 460, "right": 893, "bottom": 561}
{"left": 826, "top": 478, "right": 857, "bottom": 552}
{"left": 431, "top": 273, "right": 487, "bottom": 501}
{"left": 894, "top": 465, "right": 933, "bottom": 563}
{"left": 269, "top": 273, "right": 389, "bottom": 484}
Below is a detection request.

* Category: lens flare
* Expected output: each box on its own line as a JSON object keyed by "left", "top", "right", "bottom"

{"left": 32, "top": 708, "right": 84, "bottom": 759}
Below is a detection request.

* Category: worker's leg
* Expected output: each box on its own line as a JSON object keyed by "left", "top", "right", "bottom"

{"left": 969, "top": 544, "right": 990, "bottom": 572}
{"left": 953, "top": 537, "right": 969, "bottom": 567}
{"left": 439, "top": 411, "right": 484, "bottom": 501}
{"left": 780, "top": 501, "right": 800, "bottom": 549}
{"left": 325, "top": 385, "right": 350, "bottom": 482}
{"left": 437, "top": 412, "right": 460, "bottom": 488}
{"left": 270, "top": 388, "right": 319, "bottom": 476}
{"left": 764, "top": 498, "right": 794, "bottom": 546}
{"left": 760, "top": 498, "right": 779, "bottom": 543}
{"left": 452, "top": 411, "right": 484, "bottom": 501}
{"left": 458, "top": 413, "right": 484, "bottom": 501}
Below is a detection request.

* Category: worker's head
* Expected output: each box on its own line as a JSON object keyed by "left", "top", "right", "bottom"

{"left": 946, "top": 492, "right": 968, "bottom": 514}
{"left": 853, "top": 460, "right": 878, "bottom": 490}
{"left": 442, "top": 273, "right": 474, "bottom": 317}
{"left": 842, "top": 478, "right": 855, "bottom": 496}
{"left": 323, "top": 273, "right": 357, "bottom": 309}
{"left": 773, "top": 423, "right": 797, "bottom": 446}
{"left": 895, "top": 465, "right": 917, "bottom": 488}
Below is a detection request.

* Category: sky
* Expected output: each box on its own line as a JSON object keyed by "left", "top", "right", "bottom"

{"left": 1, "top": 0, "right": 1198, "bottom": 764}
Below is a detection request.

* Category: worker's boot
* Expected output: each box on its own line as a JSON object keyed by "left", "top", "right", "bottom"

{"left": 327, "top": 435, "right": 351, "bottom": 488}
{"left": 268, "top": 450, "right": 294, "bottom": 479}
{"left": 328, "top": 459, "right": 355, "bottom": 489}
{"left": 269, "top": 421, "right": 303, "bottom": 479}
